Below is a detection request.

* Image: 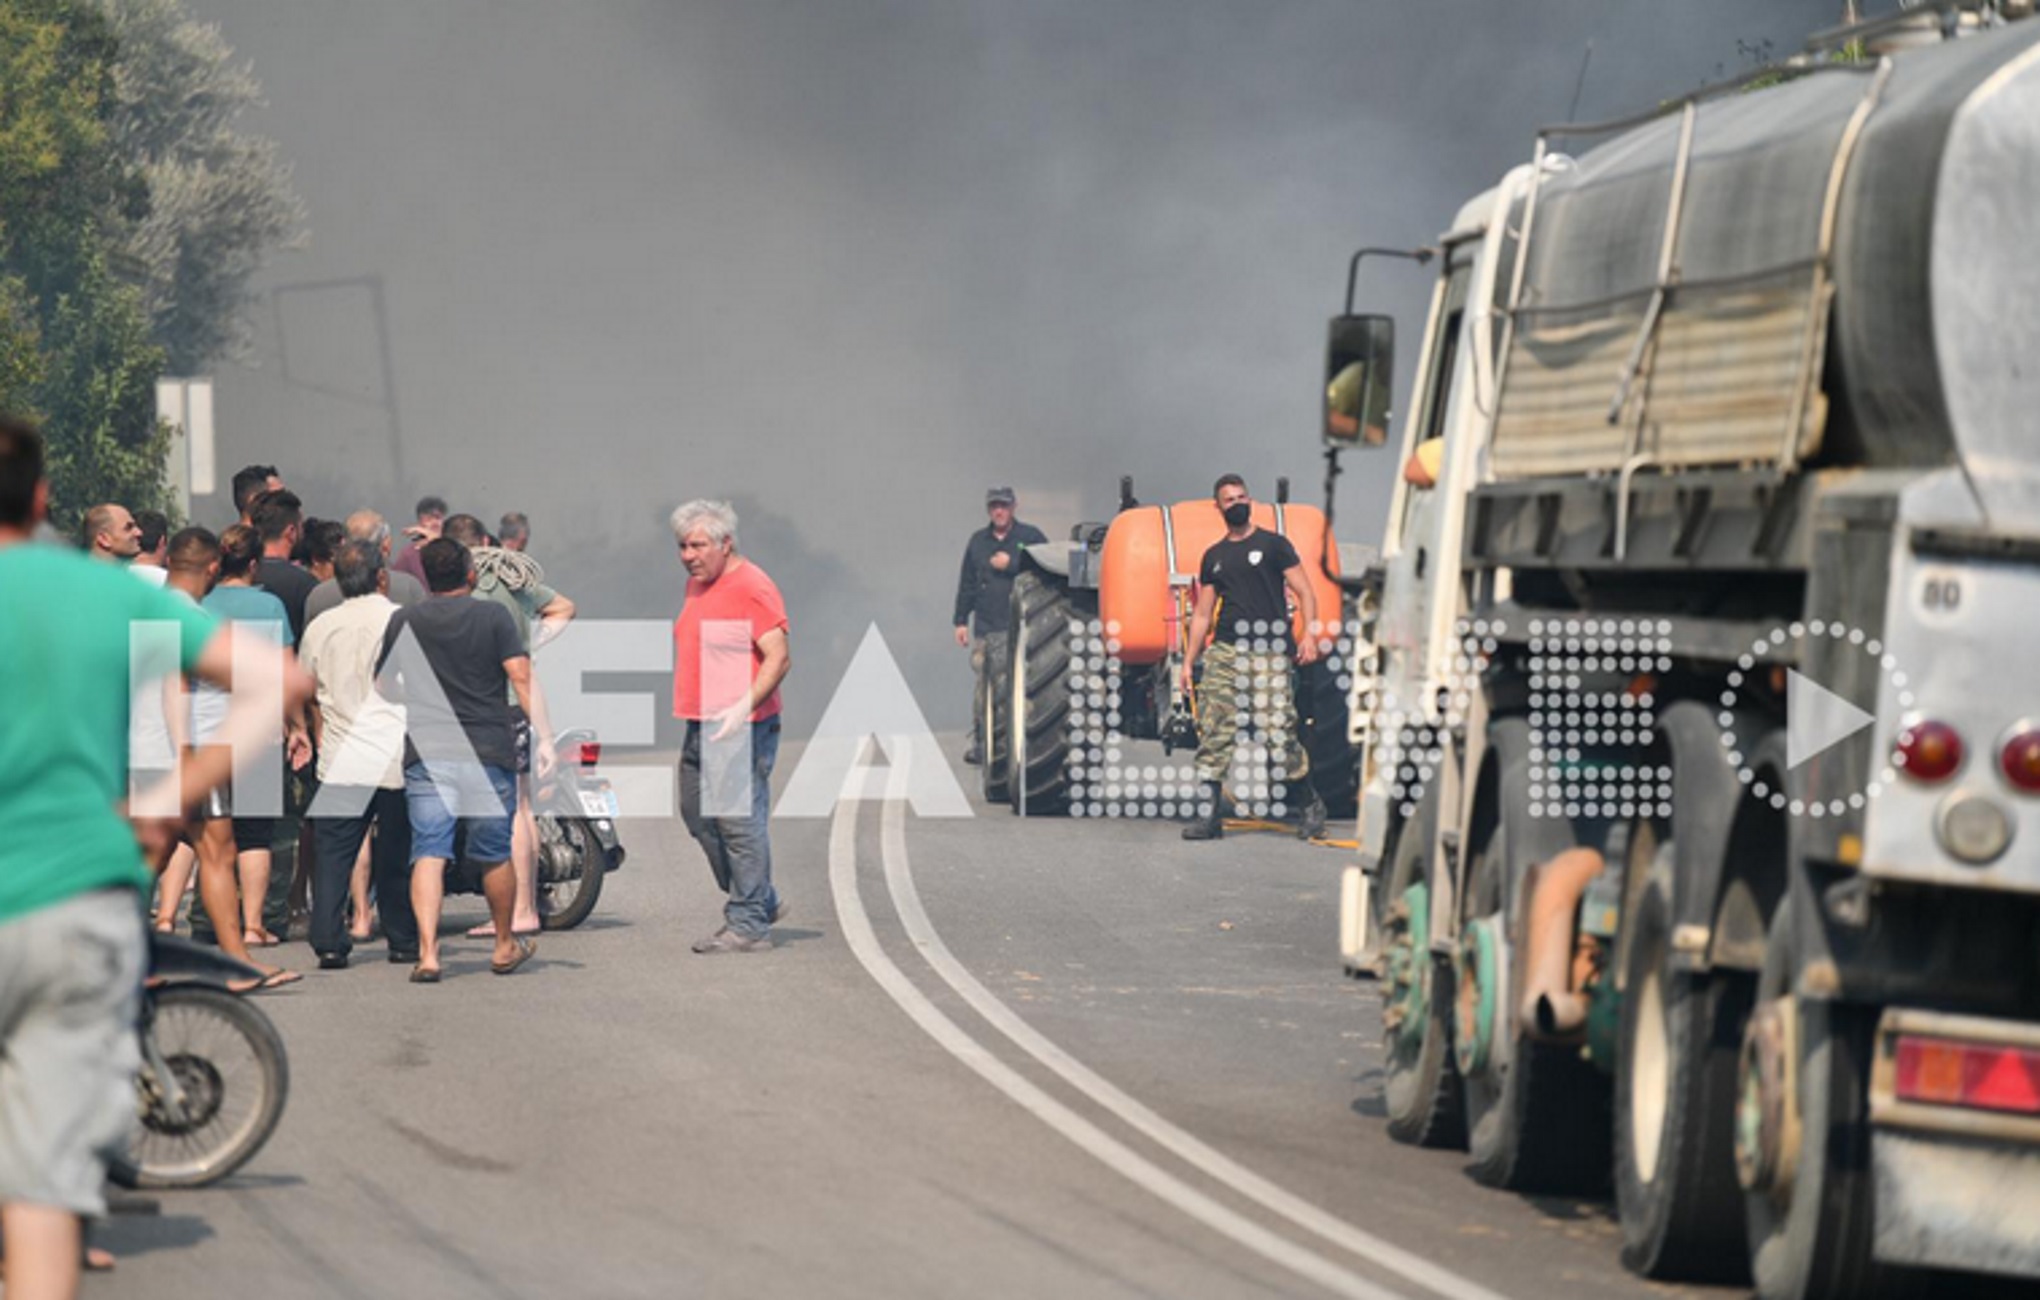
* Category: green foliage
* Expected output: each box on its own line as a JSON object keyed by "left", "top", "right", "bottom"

{"left": 0, "top": 0, "right": 303, "bottom": 530}
{"left": 101, "top": 0, "right": 306, "bottom": 375}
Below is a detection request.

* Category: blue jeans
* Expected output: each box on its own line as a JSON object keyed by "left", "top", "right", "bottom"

{"left": 679, "top": 719, "right": 780, "bottom": 938}
{"left": 404, "top": 761, "right": 517, "bottom": 864}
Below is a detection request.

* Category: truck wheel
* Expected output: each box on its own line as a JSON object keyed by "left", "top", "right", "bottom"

{"left": 1739, "top": 900, "right": 1916, "bottom": 1300}
{"left": 1457, "top": 723, "right": 1610, "bottom": 1192}
{"left": 1616, "top": 858, "right": 1752, "bottom": 1280}
{"left": 1008, "top": 570, "right": 1092, "bottom": 817}
{"left": 982, "top": 638, "right": 1012, "bottom": 804}
{"left": 1381, "top": 787, "right": 1464, "bottom": 1148}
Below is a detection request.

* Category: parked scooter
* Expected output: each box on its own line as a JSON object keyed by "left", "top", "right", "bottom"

{"left": 443, "top": 727, "right": 626, "bottom": 931}
{"left": 111, "top": 933, "right": 290, "bottom": 1190}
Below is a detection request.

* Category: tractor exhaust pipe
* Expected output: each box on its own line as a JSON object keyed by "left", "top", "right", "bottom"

{"left": 1518, "top": 846, "right": 1606, "bottom": 1041}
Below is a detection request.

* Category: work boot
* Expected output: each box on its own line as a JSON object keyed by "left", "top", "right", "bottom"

{"left": 1295, "top": 785, "right": 1328, "bottom": 842}
{"left": 1181, "top": 782, "right": 1225, "bottom": 841}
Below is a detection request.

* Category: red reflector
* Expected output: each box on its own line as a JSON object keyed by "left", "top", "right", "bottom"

{"left": 2002, "top": 729, "right": 2040, "bottom": 794}
{"left": 576, "top": 742, "right": 601, "bottom": 767}
{"left": 1895, "top": 721, "right": 1964, "bottom": 783}
{"left": 1895, "top": 1035, "right": 2040, "bottom": 1116}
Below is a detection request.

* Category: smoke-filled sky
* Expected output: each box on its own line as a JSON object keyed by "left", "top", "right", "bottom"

{"left": 183, "top": 0, "right": 1839, "bottom": 731}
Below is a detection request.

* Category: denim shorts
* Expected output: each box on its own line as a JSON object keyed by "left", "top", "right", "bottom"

{"left": 404, "top": 761, "right": 517, "bottom": 864}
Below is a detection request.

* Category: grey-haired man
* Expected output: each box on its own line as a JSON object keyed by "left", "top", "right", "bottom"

{"left": 671, "top": 499, "right": 791, "bottom": 954}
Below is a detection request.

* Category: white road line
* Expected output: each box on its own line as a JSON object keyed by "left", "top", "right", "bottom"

{"left": 828, "top": 760, "right": 1410, "bottom": 1300}
{"left": 876, "top": 757, "right": 1513, "bottom": 1300}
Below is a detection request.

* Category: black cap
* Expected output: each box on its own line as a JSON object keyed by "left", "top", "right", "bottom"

{"left": 986, "top": 486, "right": 1016, "bottom": 506}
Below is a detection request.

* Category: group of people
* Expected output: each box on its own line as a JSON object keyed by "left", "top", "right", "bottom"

{"left": 951, "top": 475, "right": 1327, "bottom": 842}
{"left": 1, "top": 412, "right": 795, "bottom": 1299}
{"left": 93, "top": 468, "right": 566, "bottom": 988}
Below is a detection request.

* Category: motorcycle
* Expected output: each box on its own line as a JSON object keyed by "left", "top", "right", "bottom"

{"left": 111, "top": 932, "right": 290, "bottom": 1190}
{"left": 443, "top": 727, "right": 626, "bottom": 931}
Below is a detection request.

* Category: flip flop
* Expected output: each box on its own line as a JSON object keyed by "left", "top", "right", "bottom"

{"left": 229, "top": 968, "right": 303, "bottom": 994}
{"left": 466, "top": 921, "right": 543, "bottom": 939}
{"left": 490, "top": 938, "right": 537, "bottom": 976}
{"left": 409, "top": 965, "right": 441, "bottom": 984}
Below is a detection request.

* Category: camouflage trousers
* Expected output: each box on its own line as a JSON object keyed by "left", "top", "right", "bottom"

{"left": 970, "top": 631, "right": 1008, "bottom": 747}
{"left": 1194, "top": 641, "right": 1310, "bottom": 786}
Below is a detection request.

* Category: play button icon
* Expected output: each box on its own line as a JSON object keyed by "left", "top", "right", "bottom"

{"left": 1786, "top": 669, "right": 1876, "bottom": 770}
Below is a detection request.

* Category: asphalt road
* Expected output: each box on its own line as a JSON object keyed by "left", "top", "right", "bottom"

{"left": 89, "top": 738, "right": 1738, "bottom": 1300}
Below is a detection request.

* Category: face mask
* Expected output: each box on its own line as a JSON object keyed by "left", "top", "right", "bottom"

{"left": 1222, "top": 502, "right": 1252, "bottom": 528}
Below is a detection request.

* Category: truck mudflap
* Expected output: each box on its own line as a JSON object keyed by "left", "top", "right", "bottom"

{"left": 1868, "top": 1009, "right": 2040, "bottom": 1277}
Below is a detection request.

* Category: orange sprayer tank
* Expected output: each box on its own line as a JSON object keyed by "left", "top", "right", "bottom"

{"left": 1098, "top": 501, "right": 1340, "bottom": 666}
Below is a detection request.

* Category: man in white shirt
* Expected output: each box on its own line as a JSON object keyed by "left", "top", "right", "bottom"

{"left": 299, "top": 539, "right": 417, "bottom": 969}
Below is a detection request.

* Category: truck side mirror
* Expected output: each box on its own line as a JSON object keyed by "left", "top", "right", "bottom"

{"left": 1324, "top": 314, "right": 1394, "bottom": 449}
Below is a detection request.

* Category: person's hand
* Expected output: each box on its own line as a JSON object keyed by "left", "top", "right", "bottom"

{"left": 954, "top": 625, "right": 970, "bottom": 649}
{"left": 989, "top": 550, "right": 1012, "bottom": 572}
{"left": 534, "top": 738, "right": 558, "bottom": 783}
{"left": 1181, "top": 658, "right": 1196, "bottom": 694}
{"left": 130, "top": 815, "right": 185, "bottom": 868}
{"left": 286, "top": 726, "right": 313, "bottom": 771}
{"left": 1296, "top": 636, "right": 1321, "bottom": 667}
{"left": 710, "top": 698, "right": 751, "bottom": 743}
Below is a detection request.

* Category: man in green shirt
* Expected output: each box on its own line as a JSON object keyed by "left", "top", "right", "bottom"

{"left": 0, "top": 418, "right": 310, "bottom": 1300}
{"left": 442, "top": 514, "right": 569, "bottom": 935}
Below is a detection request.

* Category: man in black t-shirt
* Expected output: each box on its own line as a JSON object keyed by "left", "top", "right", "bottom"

{"left": 952, "top": 486, "right": 1048, "bottom": 765}
{"left": 1180, "top": 473, "right": 1326, "bottom": 842}
{"left": 251, "top": 489, "right": 318, "bottom": 642}
{"left": 376, "top": 538, "right": 543, "bottom": 981}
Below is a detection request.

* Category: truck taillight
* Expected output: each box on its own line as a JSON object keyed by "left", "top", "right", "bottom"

{"left": 577, "top": 742, "right": 601, "bottom": 768}
{"left": 2001, "top": 728, "right": 2040, "bottom": 794}
{"left": 1895, "top": 1035, "right": 2040, "bottom": 1116}
{"left": 1895, "top": 721, "right": 1964, "bottom": 783}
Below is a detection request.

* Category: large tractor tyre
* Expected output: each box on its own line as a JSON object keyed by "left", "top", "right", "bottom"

{"left": 1297, "top": 658, "right": 1360, "bottom": 818}
{"left": 981, "top": 638, "right": 1013, "bottom": 805}
{"left": 1008, "top": 570, "right": 1093, "bottom": 817}
{"left": 1740, "top": 901, "right": 1921, "bottom": 1300}
{"left": 1381, "top": 786, "right": 1465, "bottom": 1149}
{"left": 1616, "top": 863, "right": 1754, "bottom": 1280}
{"left": 1456, "top": 721, "right": 1611, "bottom": 1194}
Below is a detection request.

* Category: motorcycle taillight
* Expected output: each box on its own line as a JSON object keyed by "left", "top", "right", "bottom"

{"left": 576, "top": 742, "right": 601, "bottom": 768}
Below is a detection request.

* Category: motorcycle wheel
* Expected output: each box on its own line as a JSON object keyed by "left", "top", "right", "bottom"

{"left": 112, "top": 984, "right": 289, "bottom": 1190}
{"left": 536, "top": 815, "right": 605, "bottom": 931}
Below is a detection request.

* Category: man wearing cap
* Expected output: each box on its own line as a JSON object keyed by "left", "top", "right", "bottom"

{"left": 952, "top": 487, "right": 1047, "bottom": 766}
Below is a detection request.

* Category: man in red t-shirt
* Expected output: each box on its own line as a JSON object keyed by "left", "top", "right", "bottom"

{"left": 670, "top": 499, "right": 790, "bottom": 954}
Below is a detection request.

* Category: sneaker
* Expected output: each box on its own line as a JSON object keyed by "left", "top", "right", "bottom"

{"left": 387, "top": 949, "right": 420, "bottom": 965}
{"left": 962, "top": 746, "right": 983, "bottom": 766}
{"left": 692, "top": 929, "right": 772, "bottom": 955}
{"left": 316, "top": 952, "right": 350, "bottom": 971}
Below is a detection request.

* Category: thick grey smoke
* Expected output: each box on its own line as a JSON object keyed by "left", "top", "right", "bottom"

{"left": 184, "top": 0, "right": 1838, "bottom": 733}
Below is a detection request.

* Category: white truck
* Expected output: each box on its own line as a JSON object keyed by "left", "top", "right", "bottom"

{"left": 1331, "top": 4, "right": 2040, "bottom": 1296}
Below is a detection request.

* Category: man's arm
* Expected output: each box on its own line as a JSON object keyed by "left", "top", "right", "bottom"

{"left": 525, "top": 670, "right": 557, "bottom": 780}
{"left": 1181, "top": 585, "right": 1218, "bottom": 691}
{"left": 532, "top": 590, "right": 575, "bottom": 650}
{"left": 953, "top": 536, "right": 979, "bottom": 644}
{"left": 711, "top": 626, "right": 790, "bottom": 741}
{"left": 1284, "top": 564, "right": 1321, "bottom": 665}
{"left": 135, "top": 624, "right": 314, "bottom": 834}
